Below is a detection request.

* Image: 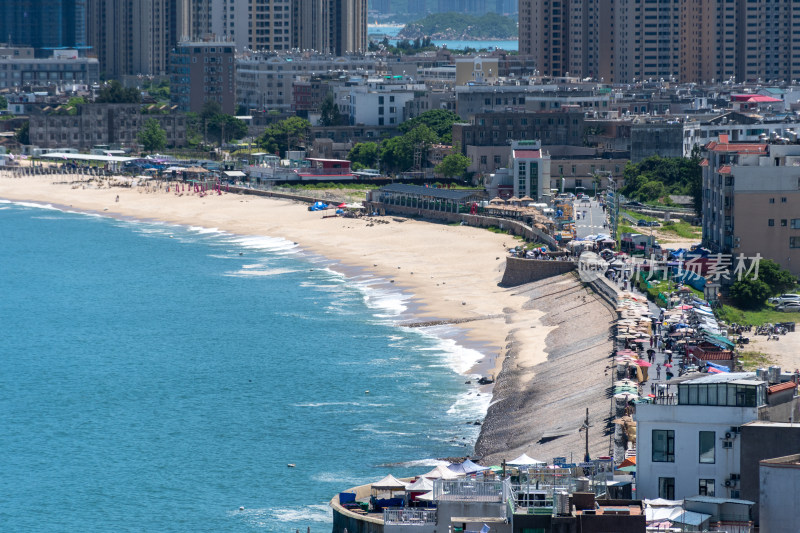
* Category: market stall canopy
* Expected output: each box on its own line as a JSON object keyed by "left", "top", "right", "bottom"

{"left": 417, "top": 491, "right": 435, "bottom": 501}
{"left": 422, "top": 465, "right": 460, "bottom": 480}
{"left": 372, "top": 474, "right": 408, "bottom": 490}
{"left": 508, "top": 453, "right": 544, "bottom": 466}
{"left": 406, "top": 476, "right": 434, "bottom": 492}
{"left": 448, "top": 459, "right": 490, "bottom": 475}
{"left": 185, "top": 166, "right": 209, "bottom": 173}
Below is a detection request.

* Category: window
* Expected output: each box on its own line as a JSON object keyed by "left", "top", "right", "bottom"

{"left": 769, "top": 219, "right": 775, "bottom": 226}
{"left": 781, "top": 197, "right": 787, "bottom": 203}
{"left": 494, "top": 155, "right": 501, "bottom": 165}
{"left": 699, "top": 478, "right": 715, "bottom": 496}
{"left": 699, "top": 431, "right": 715, "bottom": 463}
{"left": 653, "top": 430, "right": 675, "bottom": 462}
{"left": 658, "top": 477, "right": 675, "bottom": 499}
{"left": 791, "top": 236, "right": 800, "bottom": 249}
{"left": 769, "top": 198, "right": 775, "bottom": 204}
{"left": 480, "top": 155, "right": 487, "bottom": 164}
{"left": 791, "top": 219, "right": 800, "bottom": 229}
{"left": 782, "top": 219, "right": 788, "bottom": 227}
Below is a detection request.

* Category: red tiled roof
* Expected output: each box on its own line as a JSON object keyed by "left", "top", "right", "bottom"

{"left": 768, "top": 381, "right": 797, "bottom": 394}
{"left": 699, "top": 158, "right": 709, "bottom": 167}
{"left": 731, "top": 94, "right": 783, "bottom": 103}
{"left": 717, "top": 165, "right": 732, "bottom": 174}
{"left": 513, "top": 149, "right": 541, "bottom": 159}
{"left": 705, "top": 141, "right": 768, "bottom": 154}
{"left": 688, "top": 348, "right": 733, "bottom": 361}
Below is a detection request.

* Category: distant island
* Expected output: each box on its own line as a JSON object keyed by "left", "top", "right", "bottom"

{"left": 396, "top": 13, "right": 518, "bottom": 41}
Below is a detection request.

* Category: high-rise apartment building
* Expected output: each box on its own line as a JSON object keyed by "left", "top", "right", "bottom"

{"left": 199, "top": 0, "right": 365, "bottom": 55}
{"left": 0, "top": 0, "right": 87, "bottom": 53}
{"left": 735, "top": 0, "right": 800, "bottom": 84}
{"left": 614, "top": 0, "right": 680, "bottom": 83}
{"left": 87, "top": 0, "right": 191, "bottom": 78}
{"left": 519, "top": 0, "right": 800, "bottom": 84}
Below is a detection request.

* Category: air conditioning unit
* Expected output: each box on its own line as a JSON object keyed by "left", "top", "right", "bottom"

{"left": 725, "top": 432, "right": 732, "bottom": 439}
{"left": 725, "top": 480, "right": 732, "bottom": 487}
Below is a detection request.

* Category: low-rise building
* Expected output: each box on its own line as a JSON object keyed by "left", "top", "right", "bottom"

{"left": 169, "top": 40, "right": 236, "bottom": 115}
{"left": 0, "top": 52, "right": 99, "bottom": 90}
{"left": 28, "top": 103, "right": 187, "bottom": 150}
{"left": 759, "top": 453, "right": 800, "bottom": 533}
{"left": 701, "top": 134, "right": 800, "bottom": 276}
{"left": 635, "top": 371, "right": 798, "bottom": 502}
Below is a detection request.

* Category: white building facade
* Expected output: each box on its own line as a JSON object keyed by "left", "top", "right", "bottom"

{"left": 510, "top": 140, "right": 550, "bottom": 201}
{"left": 636, "top": 374, "right": 770, "bottom": 501}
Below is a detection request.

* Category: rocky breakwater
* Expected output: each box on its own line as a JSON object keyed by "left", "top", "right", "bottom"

{"left": 475, "top": 273, "right": 616, "bottom": 464}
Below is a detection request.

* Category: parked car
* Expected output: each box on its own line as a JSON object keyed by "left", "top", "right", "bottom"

{"left": 626, "top": 201, "right": 644, "bottom": 207}
{"left": 648, "top": 221, "right": 661, "bottom": 227}
{"left": 637, "top": 219, "right": 648, "bottom": 226}
{"left": 777, "top": 302, "right": 800, "bottom": 312}
{"left": 769, "top": 294, "right": 800, "bottom": 305}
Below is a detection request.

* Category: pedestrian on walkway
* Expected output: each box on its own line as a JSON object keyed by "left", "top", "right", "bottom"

{"left": 656, "top": 364, "right": 662, "bottom": 380}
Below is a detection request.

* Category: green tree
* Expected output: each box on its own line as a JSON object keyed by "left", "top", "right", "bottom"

{"left": 348, "top": 142, "right": 380, "bottom": 170}
{"left": 193, "top": 101, "right": 248, "bottom": 145}
{"left": 0, "top": 95, "right": 7, "bottom": 110}
{"left": 138, "top": 118, "right": 167, "bottom": 152}
{"left": 435, "top": 151, "right": 471, "bottom": 178}
{"left": 399, "top": 109, "right": 462, "bottom": 143}
{"left": 620, "top": 155, "right": 702, "bottom": 209}
{"left": 15, "top": 121, "right": 29, "bottom": 145}
{"left": 380, "top": 124, "right": 438, "bottom": 173}
{"left": 257, "top": 116, "right": 311, "bottom": 156}
{"left": 755, "top": 259, "right": 798, "bottom": 296}
{"left": 319, "top": 93, "right": 346, "bottom": 126}
{"left": 729, "top": 276, "right": 771, "bottom": 310}
{"left": 96, "top": 80, "right": 141, "bottom": 103}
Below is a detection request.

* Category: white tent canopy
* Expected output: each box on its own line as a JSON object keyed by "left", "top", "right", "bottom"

{"left": 421, "top": 465, "right": 460, "bottom": 480}
{"left": 406, "top": 477, "right": 434, "bottom": 492}
{"left": 417, "top": 490, "right": 435, "bottom": 501}
{"left": 371, "top": 474, "right": 408, "bottom": 490}
{"left": 508, "top": 453, "right": 545, "bottom": 466}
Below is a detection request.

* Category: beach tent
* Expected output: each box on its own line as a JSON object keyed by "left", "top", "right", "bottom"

{"left": 448, "top": 459, "right": 490, "bottom": 475}
{"left": 406, "top": 476, "right": 434, "bottom": 492}
{"left": 416, "top": 491, "right": 435, "bottom": 501}
{"left": 422, "top": 465, "right": 460, "bottom": 480}
{"left": 508, "top": 453, "right": 544, "bottom": 466}
{"left": 372, "top": 474, "right": 408, "bottom": 491}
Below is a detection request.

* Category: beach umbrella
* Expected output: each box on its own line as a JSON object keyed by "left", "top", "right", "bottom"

{"left": 617, "top": 465, "right": 637, "bottom": 473}
{"left": 664, "top": 363, "right": 673, "bottom": 368}
{"left": 635, "top": 359, "right": 652, "bottom": 367}
{"left": 338, "top": 203, "right": 346, "bottom": 208}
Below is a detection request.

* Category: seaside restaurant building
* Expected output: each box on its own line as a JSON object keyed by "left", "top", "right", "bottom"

{"left": 367, "top": 184, "right": 487, "bottom": 214}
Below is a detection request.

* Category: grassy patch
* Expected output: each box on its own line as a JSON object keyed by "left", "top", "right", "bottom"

{"left": 621, "top": 209, "right": 658, "bottom": 222}
{"left": 738, "top": 350, "right": 775, "bottom": 371}
{"left": 659, "top": 220, "right": 701, "bottom": 239}
{"left": 716, "top": 304, "right": 795, "bottom": 326}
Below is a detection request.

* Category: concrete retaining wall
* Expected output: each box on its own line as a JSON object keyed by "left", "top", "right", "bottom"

{"left": 363, "top": 202, "right": 558, "bottom": 249}
{"left": 500, "top": 257, "right": 577, "bottom": 286}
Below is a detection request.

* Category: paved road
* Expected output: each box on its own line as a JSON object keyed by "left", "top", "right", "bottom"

{"left": 573, "top": 198, "right": 608, "bottom": 239}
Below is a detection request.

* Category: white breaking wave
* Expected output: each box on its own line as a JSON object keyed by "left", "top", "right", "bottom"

{"left": 447, "top": 390, "right": 491, "bottom": 421}
{"left": 267, "top": 504, "right": 333, "bottom": 524}
{"left": 228, "top": 234, "right": 299, "bottom": 254}
{"left": 223, "top": 267, "right": 298, "bottom": 278}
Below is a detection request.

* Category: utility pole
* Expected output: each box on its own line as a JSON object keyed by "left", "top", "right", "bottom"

{"left": 584, "top": 407, "right": 590, "bottom": 462}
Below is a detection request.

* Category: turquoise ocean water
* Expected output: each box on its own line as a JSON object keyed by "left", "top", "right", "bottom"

{"left": 0, "top": 200, "right": 489, "bottom": 532}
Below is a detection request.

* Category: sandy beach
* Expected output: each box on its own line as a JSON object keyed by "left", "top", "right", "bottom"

{"left": 0, "top": 171, "right": 557, "bottom": 398}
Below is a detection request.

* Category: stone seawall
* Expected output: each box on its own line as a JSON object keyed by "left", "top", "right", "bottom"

{"left": 363, "top": 202, "right": 558, "bottom": 249}
{"left": 500, "top": 257, "right": 577, "bottom": 286}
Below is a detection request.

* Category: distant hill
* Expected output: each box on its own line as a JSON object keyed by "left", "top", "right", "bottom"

{"left": 397, "top": 12, "right": 517, "bottom": 40}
